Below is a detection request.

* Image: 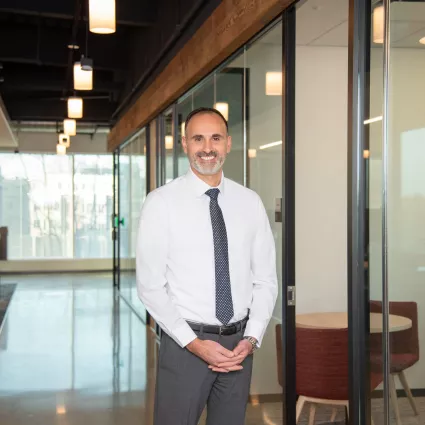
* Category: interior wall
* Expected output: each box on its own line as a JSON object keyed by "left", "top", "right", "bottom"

{"left": 295, "top": 45, "right": 348, "bottom": 315}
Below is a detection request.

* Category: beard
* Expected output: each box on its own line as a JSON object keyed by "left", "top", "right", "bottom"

{"left": 190, "top": 151, "right": 226, "bottom": 176}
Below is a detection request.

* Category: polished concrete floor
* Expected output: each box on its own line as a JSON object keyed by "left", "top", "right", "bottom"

{"left": 0, "top": 274, "right": 422, "bottom": 425}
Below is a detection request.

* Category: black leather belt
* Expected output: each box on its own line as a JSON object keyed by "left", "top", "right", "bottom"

{"left": 188, "top": 316, "right": 249, "bottom": 336}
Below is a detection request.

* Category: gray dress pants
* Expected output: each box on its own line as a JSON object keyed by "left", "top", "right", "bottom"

{"left": 154, "top": 328, "right": 253, "bottom": 425}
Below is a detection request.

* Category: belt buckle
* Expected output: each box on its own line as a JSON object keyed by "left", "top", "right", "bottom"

{"left": 219, "top": 325, "right": 223, "bottom": 336}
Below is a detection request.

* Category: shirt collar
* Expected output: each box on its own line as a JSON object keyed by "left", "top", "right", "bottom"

{"left": 186, "top": 167, "right": 225, "bottom": 198}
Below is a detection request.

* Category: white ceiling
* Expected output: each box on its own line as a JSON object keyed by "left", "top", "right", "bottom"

{"left": 0, "top": 97, "right": 17, "bottom": 149}
{"left": 260, "top": 0, "right": 425, "bottom": 48}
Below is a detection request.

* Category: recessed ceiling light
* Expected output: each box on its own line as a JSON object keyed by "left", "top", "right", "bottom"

{"left": 67, "top": 43, "right": 80, "bottom": 50}
{"left": 420, "top": 37, "right": 425, "bottom": 45}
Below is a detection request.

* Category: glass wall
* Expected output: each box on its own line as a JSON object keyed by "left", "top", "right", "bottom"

{"left": 117, "top": 128, "right": 147, "bottom": 320}
{"left": 0, "top": 153, "right": 113, "bottom": 259}
{"left": 368, "top": 2, "right": 425, "bottom": 424}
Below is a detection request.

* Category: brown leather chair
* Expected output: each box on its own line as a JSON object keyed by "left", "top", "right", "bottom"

{"left": 370, "top": 301, "right": 419, "bottom": 424}
{"left": 276, "top": 324, "right": 382, "bottom": 424}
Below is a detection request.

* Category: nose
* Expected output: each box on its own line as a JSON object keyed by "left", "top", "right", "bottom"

{"left": 203, "top": 138, "right": 213, "bottom": 152}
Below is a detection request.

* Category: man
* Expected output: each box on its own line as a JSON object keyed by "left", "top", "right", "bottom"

{"left": 136, "top": 107, "right": 277, "bottom": 425}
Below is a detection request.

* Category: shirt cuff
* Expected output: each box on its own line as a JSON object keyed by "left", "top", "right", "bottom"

{"left": 244, "top": 318, "right": 268, "bottom": 347}
{"left": 170, "top": 322, "right": 198, "bottom": 348}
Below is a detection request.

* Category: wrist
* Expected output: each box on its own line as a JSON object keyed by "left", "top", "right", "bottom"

{"left": 243, "top": 336, "right": 258, "bottom": 353}
{"left": 186, "top": 337, "right": 201, "bottom": 353}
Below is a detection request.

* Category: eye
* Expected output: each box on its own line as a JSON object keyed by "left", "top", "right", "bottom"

{"left": 194, "top": 136, "right": 202, "bottom": 142}
{"left": 213, "top": 136, "right": 220, "bottom": 141}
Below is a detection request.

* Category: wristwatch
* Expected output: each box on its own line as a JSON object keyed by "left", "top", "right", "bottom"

{"left": 244, "top": 336, "right": 258, "bottom": 353}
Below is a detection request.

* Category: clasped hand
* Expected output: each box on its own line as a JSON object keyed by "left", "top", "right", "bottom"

{"left": 187, "top": 338, "right": 252, "bottom": 373}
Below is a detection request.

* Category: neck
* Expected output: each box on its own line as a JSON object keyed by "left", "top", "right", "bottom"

{"left": 191, "top": 166, "right": 222, "bottom": 187}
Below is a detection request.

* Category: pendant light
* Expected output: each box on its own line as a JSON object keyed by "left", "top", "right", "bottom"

{"left": 214, "top": 102, "right": 229, "bottom": 121}
{"left": 165, "top": 135, "right": 173, "bottom": 150}
{"left": 58, "top": 133, "right": 70, "bottom": 148}
{"left": 266, "top": 72, "right": 282, "bottom": 95}
{"left": 373, "top": 5, "right": 384, "bottom": 44}
{"left": 73, "top": 60, "right": 93, "bottom": 90}
{"left": 57, "top": 143, "right": 67, "bottom": 155}
{"left": 68, "top": 97, "right": 83, "bottom": 119}
{"left": 89, "top": 0, "right": 116, "bottom": 34}
{"left": 63, "top": 119, "right": 76, "bottom": 136}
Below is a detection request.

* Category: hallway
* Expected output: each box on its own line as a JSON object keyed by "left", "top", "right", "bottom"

{"left": 8, "top": 274, "right": 421, "bottom": 425}
{"left": 0, "top": 274, "right": 287, "bottom": 425}
{"left": 0, "top": 274, "right": 155, "bottom": 425}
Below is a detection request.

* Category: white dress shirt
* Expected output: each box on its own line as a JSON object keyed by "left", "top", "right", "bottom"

{"left": 136, "top": 168, "right": 278, "bottom": 348}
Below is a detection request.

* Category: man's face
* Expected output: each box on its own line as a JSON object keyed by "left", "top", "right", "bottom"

{"left": 182, "top": 113, "right": 232, "bottom": 176}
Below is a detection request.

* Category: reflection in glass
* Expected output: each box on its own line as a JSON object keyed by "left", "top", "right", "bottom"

{"left": 74, "top": 155, "right": 113, "bottom": 259}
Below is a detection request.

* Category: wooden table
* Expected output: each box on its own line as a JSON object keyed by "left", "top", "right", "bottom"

{"left": 296, "top": 312, "right": 412, "bottom": 333}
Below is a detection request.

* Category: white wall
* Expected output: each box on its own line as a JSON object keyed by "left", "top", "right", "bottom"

{"left": 295, "top": 46, "right": 348, "bottom": 315}
{"left": 15, "top": 132, "right": 108, "bottom": 154}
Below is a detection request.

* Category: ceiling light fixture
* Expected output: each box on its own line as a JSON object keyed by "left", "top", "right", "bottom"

{"left": 63, "top": 119, "right": 76, "bottom": 136}
{"left": 165, "top": 135, "right": 173, "bottom": 150}
{"left": 259, "top": 140, "right": 282, "bottom": 150}
{"left": 67, "top": 43, "right": 79, "bottom": 50}
{"left": 58, "top": 133, "right": 70, "bottom": 148}
{"left": 266, "top": 72, "right": 282, "bottom": 96}
{"left": 373, "top": 5, "right": 384, "bottom": 44}
{"left": 73, "top": 60, "right": 93, "bottom": 91}
{"left": 57, "top": 143, "right": 67, "bottom": 155}
{"left": 364, "top": 116, "right": 383, "bottom": 125}
{"left": 89, "top": 0, "right": 116, "bottom": 34}
{"left": 68, "top": 97, "right": 83, "bottom": 119}
{"left": 248, "top": 149, "right": 257, "bottom": 159}
{"left": 214, "top": 102, "right": 229, "bottom": 121}
{"left": 420, "top": 37, "right": 425, "bottom": 45}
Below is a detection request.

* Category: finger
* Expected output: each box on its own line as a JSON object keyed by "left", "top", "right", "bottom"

{"left": 216, "top": 355, "right": 246, "bottom": 368}
{"left": 233, "top": 345, "right": 247, "bottom": 356}
{"left": 232, "top": 342, "right": 246, "bottom": 356}
{"left": 209, "top": 365, "right": 243, "bottom": 373}
{"left": 216, "top": 345, "right": 235, "bottom": 358}
{"left": 209, "top": 367, "right": 229, "bottom": 373}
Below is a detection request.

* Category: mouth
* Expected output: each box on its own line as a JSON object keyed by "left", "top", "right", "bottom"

{"left": 199, "top": 155, "right": 216, "bottom": 161}
{"left": 197, "top": 152, "right": 218, "bottom": 162}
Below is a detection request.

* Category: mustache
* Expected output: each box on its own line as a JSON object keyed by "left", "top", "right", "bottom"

{"left": 196, "top": 151, "right": 218, "bottom": 158}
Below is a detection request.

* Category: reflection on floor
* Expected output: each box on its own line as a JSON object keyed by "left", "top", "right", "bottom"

{"left": 0, "top": 273, "right": 423, "bottom": 425}
{"left": 0, "top": 273, "right": 154, "bottom": 425}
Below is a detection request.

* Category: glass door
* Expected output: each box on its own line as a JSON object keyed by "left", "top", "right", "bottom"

{"left": 368, "top": 1, "right": 425, "bottom": 424}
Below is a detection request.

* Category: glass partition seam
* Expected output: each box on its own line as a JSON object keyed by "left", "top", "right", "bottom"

{"left": 117, "top": 149, "right": 121, "bottom": 290}
{"left": 382, "top": 0, "right": 391, "bottom": 423}
{"left": 172, "top": 104, "right": 178, "bottom": 179}
{"left": 72, "top": 155, "right": 75, "bottom": 259}
{"left": 282, "top": 6, "right": 296, "bottom": 425}
{"left": 347, "top": 0, "right": 370, "bottom": 423}
{"left": 243, "top": 47, "right": 247, "bottom": 187}
{"left": 129, "top": 147, "right": 133, "bottom": 258}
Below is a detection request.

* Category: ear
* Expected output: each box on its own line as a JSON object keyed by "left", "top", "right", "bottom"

{"left": 182, "top": 136, "right": 188, "bottom": 154}
{"left": 226, "top": 135, "right": 232, "bottom": 154}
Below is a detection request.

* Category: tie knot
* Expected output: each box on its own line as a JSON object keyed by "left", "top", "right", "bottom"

{"left": 206, "top": 188, "right": 220, "bottom": 200}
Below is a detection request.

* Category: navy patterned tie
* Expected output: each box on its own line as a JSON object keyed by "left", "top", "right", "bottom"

{"left": 206, "top": 188, "right": 234, "bottom": 325}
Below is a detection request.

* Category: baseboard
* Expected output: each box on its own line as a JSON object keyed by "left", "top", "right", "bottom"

{"left": 249, "top": 393, "right": 282, "bottom": 404}
{"left": 1, "top": 269, "right": 113, "bottom": 275}
{"left": 372, "top": 388, "right": 425, "bottom": 398}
